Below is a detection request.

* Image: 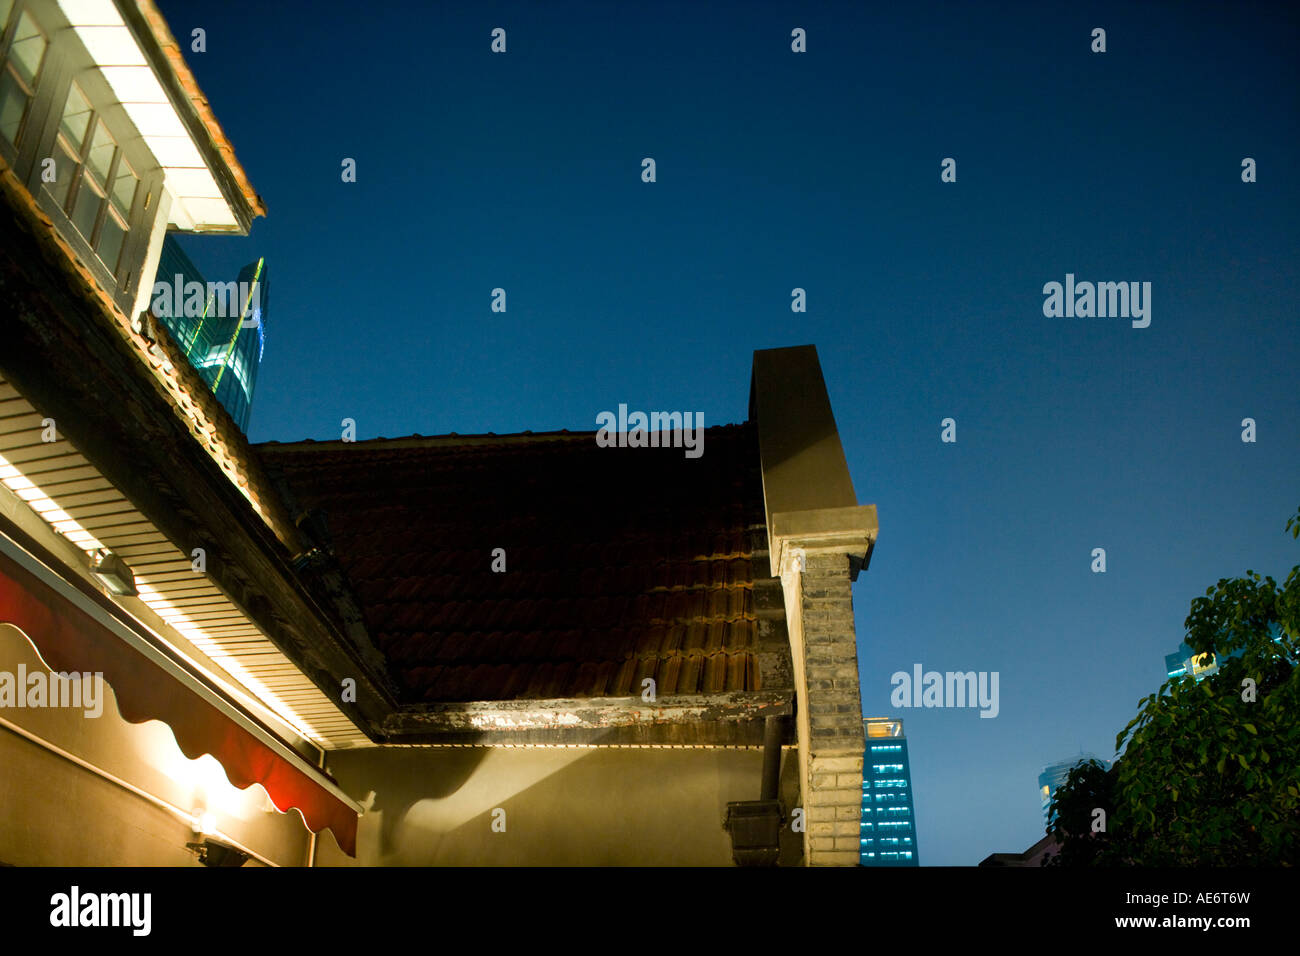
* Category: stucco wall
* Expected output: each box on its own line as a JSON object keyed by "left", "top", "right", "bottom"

{"left": 318, "top": 743, "right": 804, "bottom": 866}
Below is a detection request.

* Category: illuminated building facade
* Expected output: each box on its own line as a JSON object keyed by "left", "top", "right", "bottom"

{"left": 1164, "top": 628, "right": 1289, "bottom": 686}
{"left": 860, "top": 717, "right": 918, "bottom": 866}
{"left": 1039, "top": 754, "right": 1109, "bottom": 828}
{"left": 1165, "top": 639, "right": 1218, "bottom": 682}
{"left": 153, "top": 235, "right": 268, "bottom": 432}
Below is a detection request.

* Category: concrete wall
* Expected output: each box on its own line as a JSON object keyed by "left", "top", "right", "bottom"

{"left": 318, "top": 743, "right": 804, "bottom": 866}
{"left": 0, "top": 623, "right": 313, "bottom": 867}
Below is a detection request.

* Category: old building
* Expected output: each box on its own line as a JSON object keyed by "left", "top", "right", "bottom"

{"left": 0, "top": 0, "right": 878, "bottom": 866}
{"left": 978, "top": 834, "right": 1056, "bottom": 867}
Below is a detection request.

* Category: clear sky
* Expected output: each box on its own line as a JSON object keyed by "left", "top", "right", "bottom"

{"left": 160, "top": 0, "right": 1300, "bottom": 864}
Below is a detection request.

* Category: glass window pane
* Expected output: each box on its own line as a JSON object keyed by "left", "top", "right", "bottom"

{"left": 0, "top": 66, "right": 27, "bottom": 145}
{"left": 96, "top": 208, "right": 126, "bottom": 273}
{"left": 48, "top": 137, "right": 79, "bottom": 208}
{"left": 59, "top": 83, "right": 91, "bottom": 151}
{"left": 0, "top": 1, "right": 15, "bottom": 37}
{"left": 8, "top": 11, "right": 45, "bottom": 87}
{"left": 110, "top": 157, "right": 136, "bottom": 216}
{"left": 71, "top": 175, "right": 104, "bottom": 240}
{"left": 85, "top": 120, "right": 115, "bottom": 182}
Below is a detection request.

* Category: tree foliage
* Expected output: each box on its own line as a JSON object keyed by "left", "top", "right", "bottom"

{"left": 1046, "top": 507, "right": 1300, "bottom": 865}
{"left": 1041, "top": 758, "right": 1115, "bottom": 866}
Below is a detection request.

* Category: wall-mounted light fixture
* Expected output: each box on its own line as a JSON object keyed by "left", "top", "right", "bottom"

{"left": 90, "top": 550, "right": 137, "bottom": 596}
{"left": 185, "top": 838, "right": 249, "bottom": 868}
{"left": 186, "top": 809, "right": 248, "bottom": 867}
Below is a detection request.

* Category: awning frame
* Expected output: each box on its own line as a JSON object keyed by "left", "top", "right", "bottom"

{"left": 0, "top": 523, "right": 360, "bottom": 855}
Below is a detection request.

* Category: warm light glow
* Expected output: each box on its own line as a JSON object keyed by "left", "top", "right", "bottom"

{"left": 54, "top": 0, "right": 237, "bottom": 229}
{"left": 135, "top": 580, "right": 326, "bottom": 745}
{"left": 865, "top": 717, "right": 903, "bottom": 738}
{"left": 0, "top": 450, "right": 325, "bottom": 746}
{"left": 147, "top": 733, "right": 256, "bottom": 824}
{"left": 191, "top": 809, "right": 217, "bottom": 836}
{"left": 469, "top": 711, "right": 583, "bottom": 729}
{"left": 0, "top": 451, "right": 105, "bottom": 553}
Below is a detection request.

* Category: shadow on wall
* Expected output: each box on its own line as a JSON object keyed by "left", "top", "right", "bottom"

{"left": 333, "top": 745, "right": 494, "bottom": 860}
{"left": 324, "top": 744, "right": 802, "bottom": 866}
{"left": 777, "top": 745, "right": 804, "bottom": 867}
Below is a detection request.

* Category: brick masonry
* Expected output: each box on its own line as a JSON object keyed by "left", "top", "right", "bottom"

{"left": 781, "top": 550, "right": 865, "bottom": 866}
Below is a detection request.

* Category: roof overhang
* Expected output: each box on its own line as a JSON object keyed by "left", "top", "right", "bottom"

{"left": 0, "top": 385, "right": 375, "bottom": 749}
{"left": 55, "top": 0, "right": 266, "bottom": 232}
{"left": 0, "top": 156, "right": 395, "bottom": 747}
{"left": 381, "top": 692, "right": 796, "bottom": 746}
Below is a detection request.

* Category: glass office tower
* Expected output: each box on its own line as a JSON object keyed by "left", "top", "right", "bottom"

{"left": 861, "top": 717, "right": 919, "bottom": 866}
{"left": 1039, "top": 754, "right": 1110, "bottom": 828}
{"left": 1165, "top": 640, "right": 1219, "bottom": 682}
{"left": 1164, "top": 627, "right": 1287, "bottom": 685}
{"left": 151, "top": 235, "right": 268, "bottom": 432}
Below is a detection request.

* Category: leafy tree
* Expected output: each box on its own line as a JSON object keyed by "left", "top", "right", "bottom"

{"left": 1041, "top": 758, "right": 1116, "bottom": 866}
{"left": 1046, "top": 507, "right": 1300, "bottom": 865}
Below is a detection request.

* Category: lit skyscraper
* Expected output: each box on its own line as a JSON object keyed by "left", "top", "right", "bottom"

{"left": 1165, "top": 640, "right": 1219, "bottom": 682}
{"left": 152, "top": 235, "right": 268, "bottom": 432}
{"left": 1164, "top": 626, "right": 1288, "bottom": 685}
{"left": 1039, "top": 754, "right": 1109, "bottom": 829}
{"left": 860, "top": 717, "right": 918, "bottom": 866}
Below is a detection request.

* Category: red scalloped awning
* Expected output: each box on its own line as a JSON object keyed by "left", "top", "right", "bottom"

{"left": 0, "top": 548, "right": 357, "bottom": 857}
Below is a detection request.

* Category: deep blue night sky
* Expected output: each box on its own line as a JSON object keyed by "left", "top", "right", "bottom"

{"left": 159, "top": 0, "right": 1300, "bottom": 864}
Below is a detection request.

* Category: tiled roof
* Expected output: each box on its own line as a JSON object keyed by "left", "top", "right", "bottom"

{"left": 255, "top": 426, "right": 767, "bottom": 704}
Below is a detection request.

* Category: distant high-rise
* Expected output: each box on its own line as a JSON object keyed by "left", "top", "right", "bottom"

{"left": 1039, "top": 754, "right": 1109, "bottom": 828}
{"left": 1164, "top": 627, "right": 1289, "bottom": 685}
{"left": 1165, "top": 640, "right": 1218, "bottom": 682}
{"left": 152, "top": 235, "right": 268, "bottom": 432}
{"left": 860, "top": 717, "right": 918, "bottom": 866}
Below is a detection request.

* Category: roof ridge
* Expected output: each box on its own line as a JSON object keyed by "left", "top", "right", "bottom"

{"left": 256, "top": 421, "right": 753, "bottom": 453}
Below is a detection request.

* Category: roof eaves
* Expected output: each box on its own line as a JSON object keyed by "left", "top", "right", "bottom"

{"left": 381, "top": 690, "right": 796, "bottom": 746}
{"left": 0, "top": 152, "right": 295, "bottom": 552}
{"left": 255, "top": 422, "right": 754, "bottom": 454}
{"left": 122, "top": 0, "right": 268, "bottom": 229}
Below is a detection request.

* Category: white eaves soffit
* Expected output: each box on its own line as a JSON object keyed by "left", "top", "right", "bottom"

{"left": 0, "top": 376, "right": 370, "bottom": 749}
{"left": 56, "top": 0, "right": 237, "bottom": 231}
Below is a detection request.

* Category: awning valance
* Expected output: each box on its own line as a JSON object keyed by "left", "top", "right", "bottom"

{"left": 0, "top": 538, "right": 357, "bottom": 857}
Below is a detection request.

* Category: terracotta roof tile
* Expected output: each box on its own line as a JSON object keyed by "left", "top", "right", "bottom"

{"left": 255, "top": 425, "right": 766, "bottom": 703}
{"left": 677, "top": 656, "right": 703, "bottom": 694}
